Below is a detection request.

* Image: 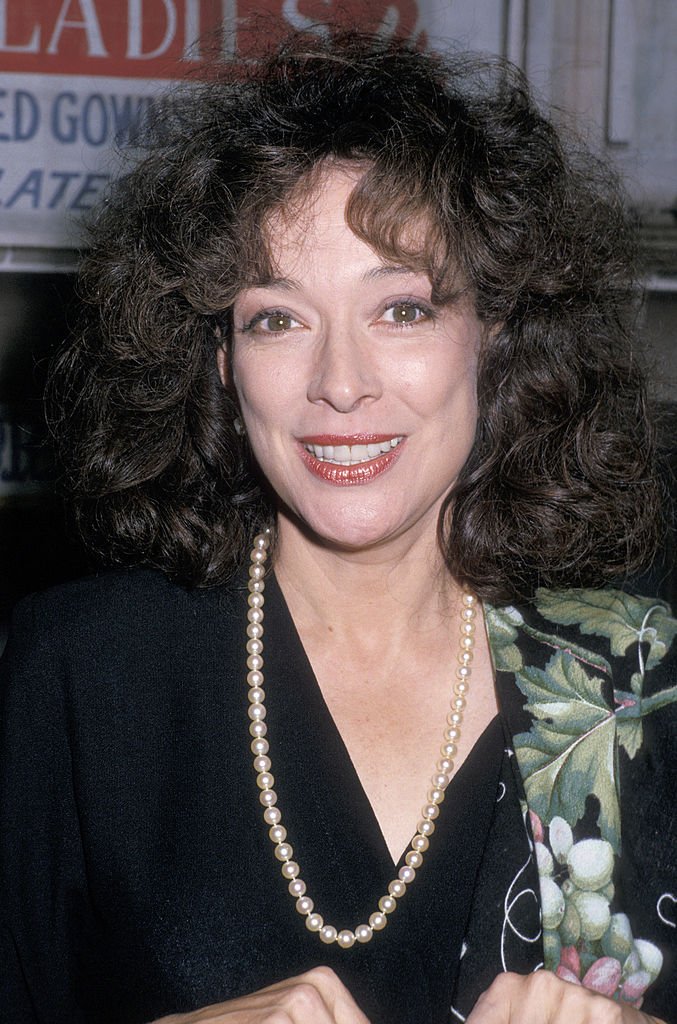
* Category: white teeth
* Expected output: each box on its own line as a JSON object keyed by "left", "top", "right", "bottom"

{"left": 304, "top": 437, "right": 403, "bottom": 465}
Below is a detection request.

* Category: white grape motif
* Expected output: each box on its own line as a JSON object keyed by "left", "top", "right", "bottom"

{"left": 532, "top": 811, "right": 663, "bottom": 1005}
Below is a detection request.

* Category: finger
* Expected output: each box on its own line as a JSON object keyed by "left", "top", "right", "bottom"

{"left": 466, "top": 971, "right": 626, "bottom": 1024}
{"left": 155, "top": 966, "right": 371, "bottom": 1024}
{"left": 262, "top": 966, "right": 371, "bottom": 1024}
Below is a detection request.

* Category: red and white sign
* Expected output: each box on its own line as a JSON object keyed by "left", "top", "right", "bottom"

{"left": 0, "top": 0, "right": 502, "bottom": 250}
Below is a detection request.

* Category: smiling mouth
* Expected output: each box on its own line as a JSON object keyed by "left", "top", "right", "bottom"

{"left": 302, "top": 437, "right": 404, "bottom": 466}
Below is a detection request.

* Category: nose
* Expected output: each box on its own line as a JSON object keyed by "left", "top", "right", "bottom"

{"left": 306, "top": 327, "right": 382, "bottom": 413}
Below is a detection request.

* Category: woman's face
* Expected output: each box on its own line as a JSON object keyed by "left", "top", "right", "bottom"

{"left": 222, "top": 167, "right": 483, "bottom": 555}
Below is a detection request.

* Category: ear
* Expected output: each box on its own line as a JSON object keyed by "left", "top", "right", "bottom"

{"left": 216, "top": 344, "right": 229, "bottom": 387}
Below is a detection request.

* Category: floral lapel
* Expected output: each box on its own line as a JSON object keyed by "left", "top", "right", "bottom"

{"left": 486, "top": 589, "right": 677, "bottom": 1008}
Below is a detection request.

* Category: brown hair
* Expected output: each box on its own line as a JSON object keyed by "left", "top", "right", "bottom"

{"left": 48, "top": 31, "right": 664, "bottom": 602}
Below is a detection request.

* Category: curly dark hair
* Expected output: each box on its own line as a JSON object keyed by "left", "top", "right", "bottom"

{"left": 48, "top": 30, "right": 664, "bottom": 603}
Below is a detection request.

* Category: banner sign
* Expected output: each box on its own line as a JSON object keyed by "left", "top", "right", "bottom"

{"left": 0, "top": 1, "right": 426, "bottom": 77}
{"left": 0, "top": 0, "right": 506, "bottom": 250}
{"left": 0, "top": 0, "right": 426, "bottom": 248}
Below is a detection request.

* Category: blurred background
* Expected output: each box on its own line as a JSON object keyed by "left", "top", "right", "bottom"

{"left": 0, "top": 0, "right": 675, "bottom": 626}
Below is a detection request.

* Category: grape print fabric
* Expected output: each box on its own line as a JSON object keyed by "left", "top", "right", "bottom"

{"left": 482, "top": 589, "right": 677, "bottom": 1017}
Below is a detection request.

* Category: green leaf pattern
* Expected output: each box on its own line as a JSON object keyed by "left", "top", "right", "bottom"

{"left": 486, "top": 588, "right": 677, "bottom": 1003}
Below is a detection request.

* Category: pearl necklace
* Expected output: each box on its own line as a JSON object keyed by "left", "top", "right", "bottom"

{"left": 245, "top": 529, "right": 477, "bottom": 949}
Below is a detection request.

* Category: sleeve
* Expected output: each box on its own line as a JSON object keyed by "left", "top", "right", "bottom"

{"left": 620, "top": 637, "right": 677, "bottom": 1022}
{"left": 0, "top": 594, "right": 90, "bottom": 1024}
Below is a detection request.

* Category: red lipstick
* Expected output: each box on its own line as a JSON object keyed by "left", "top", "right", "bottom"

{"left": 297, "top": 434, "right": 405, "bottom": 486}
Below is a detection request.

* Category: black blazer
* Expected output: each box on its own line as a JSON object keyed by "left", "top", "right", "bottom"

{"left": 1, "top": 570, "right": 675, "bottom": 1023}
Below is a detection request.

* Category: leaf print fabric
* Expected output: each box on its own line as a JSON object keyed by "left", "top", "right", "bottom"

{"left": 485, "top": 588, "right": 677, "bottom": 1010}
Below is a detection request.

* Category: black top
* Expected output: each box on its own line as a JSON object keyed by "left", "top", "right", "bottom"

{"left": 1, "top": 570, "right": 675, "bottom": 1023}
{"left": 0, "top": 569, "right": 536, "bottom": 1024}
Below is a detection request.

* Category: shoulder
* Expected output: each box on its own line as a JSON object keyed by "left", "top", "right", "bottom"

{"left": 10, "top": 567, "right": 243, "bottom": 635}
{"left": 4, "top": 568, "right": 249, "bottom": 685}
{"left": 486, "top": 585, "right": 676, "bottom": 672}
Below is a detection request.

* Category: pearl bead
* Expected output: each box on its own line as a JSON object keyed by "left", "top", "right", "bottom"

{"left": 245, "top": 532, "right": 477, "bottom": 951}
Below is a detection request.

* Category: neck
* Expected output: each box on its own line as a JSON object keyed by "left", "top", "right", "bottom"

{"left": 272, "top": 516, "right": 461, "bottom": 645}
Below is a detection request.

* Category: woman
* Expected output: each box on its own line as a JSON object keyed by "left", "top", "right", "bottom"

{"left": 1, "top": 31, "right": 675, "bottom": 1024}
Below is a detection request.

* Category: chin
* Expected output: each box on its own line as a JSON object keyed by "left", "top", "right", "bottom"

{"left": 283, "top": 502, "right": 426, "bottom": 554}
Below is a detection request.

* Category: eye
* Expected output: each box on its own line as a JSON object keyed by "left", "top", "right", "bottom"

{"left": 240, "top": 310, "right": 303, "bottom": 334}
{"left": 379, "top": 301, "right": 435, "bottom": 326}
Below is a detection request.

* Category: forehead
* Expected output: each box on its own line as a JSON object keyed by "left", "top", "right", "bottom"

{"left": 263, "top": 166, "right": 367, "bottom": 268}
{"left": 259, "top": 163, "right": 433, "bottom": 279}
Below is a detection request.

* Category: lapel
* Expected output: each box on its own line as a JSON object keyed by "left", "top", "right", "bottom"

{"left": 485, "top": 588, "right": 677, "bottom": 1002}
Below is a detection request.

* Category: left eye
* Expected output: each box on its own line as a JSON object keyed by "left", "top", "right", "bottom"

{"left": 381, "top": 302, "right": 431, "bottom": 325}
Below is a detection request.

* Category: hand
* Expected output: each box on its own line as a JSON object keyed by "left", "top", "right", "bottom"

{"left": 152, "top": 966, "right": 371, "bottom": 1023}
{"left": 466, "top": 972, "right": 666, "bottom": 1024}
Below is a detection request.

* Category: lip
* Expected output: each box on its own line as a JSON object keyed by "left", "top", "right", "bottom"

{"left": 298, "top": 435, "right": 405, "bottom": 486}
{"left": 298, "top": 433, "right": 401, "bottom": 445}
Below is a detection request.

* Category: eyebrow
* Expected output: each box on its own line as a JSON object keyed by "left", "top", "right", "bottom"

{"left": 246, "top": 265, "right": 428, "bottom": 291}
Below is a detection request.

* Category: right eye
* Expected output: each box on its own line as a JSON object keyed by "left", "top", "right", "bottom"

{"left": 241, "top": 311, "right": 303, "bottom": 334}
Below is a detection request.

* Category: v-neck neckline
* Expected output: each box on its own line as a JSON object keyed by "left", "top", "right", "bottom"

{"left": 261, "top": 570, "right": 504, "bottom": 874}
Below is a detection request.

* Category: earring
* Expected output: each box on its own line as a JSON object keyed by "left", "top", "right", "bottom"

{"left": 234, "top": 417, "right": 245, "bottom": 436}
